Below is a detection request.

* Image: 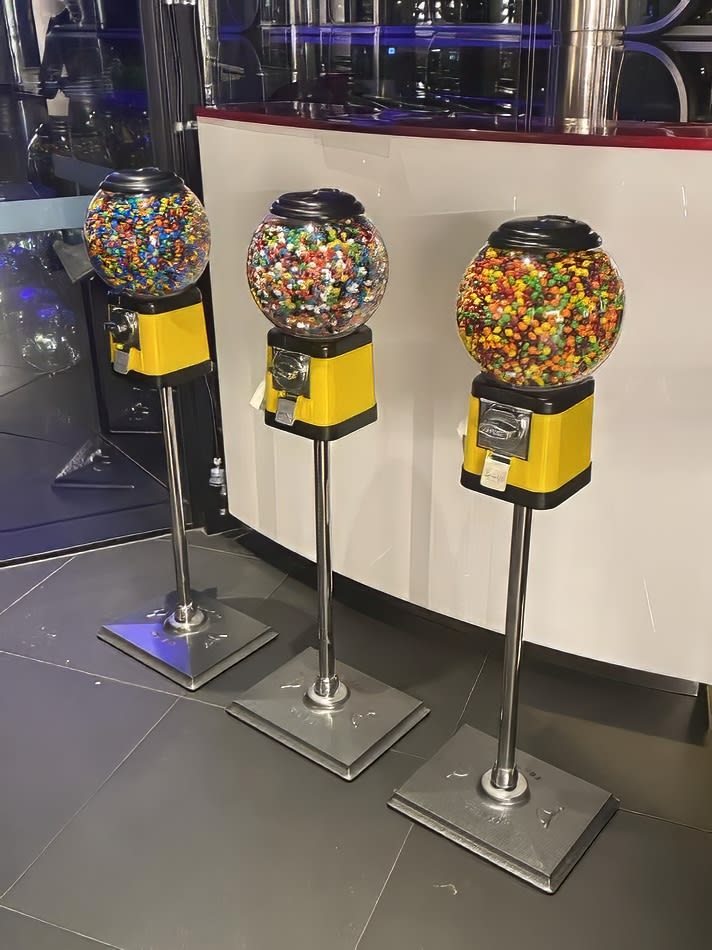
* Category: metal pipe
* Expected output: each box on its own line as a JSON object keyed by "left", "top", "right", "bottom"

{"left": 196, "top": 0, "right": 219, "bottom": 107}
{"left": 159, "top": 385, "right": 194, "bottom": 623}
{"left": 312, "top": 439, "right": 339, "bottom": 698}
{"left": 492, "top": 505, "right": 532, "bottom": 791}
{"left": 549, "top": 0, "right": 626, "bottom": 135}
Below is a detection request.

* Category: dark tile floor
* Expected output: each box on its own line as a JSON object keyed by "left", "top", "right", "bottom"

{"left": 0, "top": 530, "right": 710, "bottom": 949}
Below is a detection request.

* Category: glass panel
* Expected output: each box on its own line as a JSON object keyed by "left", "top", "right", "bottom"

{"left": 216, "top": 20, "right": 534, "bottom": 125}
{"left": 0, "top": 1, "right": 169, "bottom": 562}
{"left": 618, "top": 47, "right": 687, "bottom": 121}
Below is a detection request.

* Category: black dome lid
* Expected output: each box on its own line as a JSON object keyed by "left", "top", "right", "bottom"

{"left": 488, "top": 215, "right": 602, "bottom": 252}
{"left": 99, "top": 167, "right": 185, "bottom": 196}
{"left": 270, "top": 188, "right": 365, "bottom": 221}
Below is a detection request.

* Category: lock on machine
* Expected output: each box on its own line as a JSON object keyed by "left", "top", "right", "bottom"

{"left": 461, "top": 374, "right": 594, "bottom": 510}
{"left": 264, "top": 327, "right": 377, "bottom": 441}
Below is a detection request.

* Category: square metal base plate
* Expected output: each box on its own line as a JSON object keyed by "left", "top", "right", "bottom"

{"left": 389, "top": 724, "right": 618, "bottom": 893}
{"left": 99, "top": 593, "right": 277, "bottom": 691}
{"left": 227, "top": 647, "right": 430, "bottom": 780}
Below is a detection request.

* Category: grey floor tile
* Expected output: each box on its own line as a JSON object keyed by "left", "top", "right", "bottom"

{"left": 0, "top": 559, "right": 69, "bottom": 612}
{"left": 182, "top": 528, "right": 256, "bottom": 558}
{"left": 188, "top": 584, "right": 315, "bottom": 708}
{"left": 5, "top": 700, "right": 417, "bottom": 950}
{"left": 0, "top": 505, "right": 170, "bottom": 566}
{"left": 0, "top": 908, "right": 118, "bottom": 949}
{"left": 0, "top": 539, "right": 286, "bottom": 694}
{"left": 461, "top": 653, "right": 712, "bottom": 830}
{"left": 0, "top": 653, "right": 174, "bottom": 896}
{"left": 357, "top": 813, "right": 712, "bottom": 950}
{"left": 221, "top": 576, "right": 487, "bottom": 759}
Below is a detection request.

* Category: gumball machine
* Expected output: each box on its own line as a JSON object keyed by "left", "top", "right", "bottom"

{"left": 227, "top": 189, "right": 429, "bottom": 780}
{"left": 390, "top": 216, "right": 624, "bottom": 892}
{"left": 84, "top": 168, "right": 276, "bottom": 690}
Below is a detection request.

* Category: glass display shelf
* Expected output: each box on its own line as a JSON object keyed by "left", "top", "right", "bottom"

{"left": 215, "top": 0, "right": 712, "bottom": 34}
{"left": 211, "top": 19, "right": 712, "bottom": 128}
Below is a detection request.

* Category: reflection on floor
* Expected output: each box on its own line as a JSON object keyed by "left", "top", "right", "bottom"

{"left": 0, "top": 313, "right": 169, "bottom": 563}
{"left": 0, "top": 529, "right": 708, "bottom": 949}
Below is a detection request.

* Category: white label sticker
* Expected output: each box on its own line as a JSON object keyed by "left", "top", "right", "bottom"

{"left": 250, "top": 379, "right": 266, "bottom": 411}
{"left": 480, "top": 452, "right": 510, "bottom": 492}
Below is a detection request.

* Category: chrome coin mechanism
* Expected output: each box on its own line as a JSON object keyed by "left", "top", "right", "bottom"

{"left": 271, "top": 348, "right": 311, "bottom": 397}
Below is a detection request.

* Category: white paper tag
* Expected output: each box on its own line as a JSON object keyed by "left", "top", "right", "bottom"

{"left": 480, "top": 451, "right": 510, "bottom": 492}
{"left": 250, "top": 379, "right": 266, "bottom": 411}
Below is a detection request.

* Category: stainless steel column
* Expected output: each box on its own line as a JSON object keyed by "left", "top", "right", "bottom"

{"left": 196, "top": 0, "right": 219, "bottom": 107}
{"left": 549, "top": 0, "right": 626, "bottom": 135}
{"left": 310, "top": 439, "right": 341, "bottom": 701}
{"left": 491, "top": 504, "right": 532, "bottom": 791}
{"left": 159, "top": 384, "right": 199, "bottom": 627}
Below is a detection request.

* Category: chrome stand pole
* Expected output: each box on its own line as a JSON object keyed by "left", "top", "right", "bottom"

{"left": 481, "top": 504, "right": 532, "bottom": 801}
{"left": 307, "top": 439, "right": 348, "bottom": 708}
{"left": 159, "top": 385, "right": 204, "bottom": 631}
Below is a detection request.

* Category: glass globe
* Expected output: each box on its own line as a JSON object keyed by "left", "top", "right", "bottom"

{"left": 246, "top": 188, "right": 389, "bottom": 338}
{"left": 83, "top": 167, "right": 210, "bottom": 299}
{"left": 456, "top": 216, "right": 624, "bottom": 389}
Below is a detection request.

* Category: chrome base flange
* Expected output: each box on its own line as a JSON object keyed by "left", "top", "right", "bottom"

{"left": 227, "top": 647, "right": 429, "bottom": 781}
{"left": 99, "top": 592, "right": 276, "bottom": 691}
{"left": 389, "top": 724, "right": 618, "bottom": 893}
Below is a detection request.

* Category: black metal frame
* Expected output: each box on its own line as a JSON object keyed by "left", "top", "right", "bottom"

{"left": 136, "top": 0, "right": 234, "bottom": 533}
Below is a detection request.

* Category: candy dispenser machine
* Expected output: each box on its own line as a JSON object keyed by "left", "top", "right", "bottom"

{"left": 249, "top": 189, "right": 386, "bottom": 437}
{"left": 84, "top": 167, "right": 276, "bottom": 690}
{"left": 389, "top": 215, "right": 624, "bottom": 893}
{"left": 228, "top": 188, "right": 429, "bottom": 780}
{"left": 82, "top": 168, "right": 213, "bottom": 483}
{"left": 458, "top": 216, "right": 623, "bottom": 508}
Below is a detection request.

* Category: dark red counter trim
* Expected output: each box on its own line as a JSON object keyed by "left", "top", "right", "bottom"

{"left": 196, "top": 106, "right": 712, "bottom": 152}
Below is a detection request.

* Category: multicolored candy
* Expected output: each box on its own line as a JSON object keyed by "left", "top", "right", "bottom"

{"left": 84, "top": 188, "right": 210, "bottom": 299}
{"left": 457, "top": 246, "right": 624, "bottom": 388}
{"left": 246, "top": 215, "right": 388, "bottom": 337}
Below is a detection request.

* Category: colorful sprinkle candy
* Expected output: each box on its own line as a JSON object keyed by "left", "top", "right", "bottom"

{"left": 457, "top": 246, "right": 624, "bottom": 388}
{"left": 84, "top": 188, "right": 210, "bottom": 299}
{"left": 246, "top": 215, "right": 389, "bottom": 337}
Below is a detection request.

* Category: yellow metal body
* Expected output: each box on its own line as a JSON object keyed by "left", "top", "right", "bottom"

{"left": 110, "top": 301, "right": 210, "bottom": 378}
{"left": 463, "top": 392, "right": 593, "bottom": 495}
{"left": 265, "top": 339, "right": 376, "bottom": 438}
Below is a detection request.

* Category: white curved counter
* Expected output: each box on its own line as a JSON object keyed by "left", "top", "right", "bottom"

{"left": 198, "top": 109, "right": 712, "bottom": 685}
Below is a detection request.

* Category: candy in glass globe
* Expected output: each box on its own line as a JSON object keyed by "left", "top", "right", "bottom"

{"left": 246, "top": 188, "right": 389, "bottom": 338}
{"left": 456, "top": 216, "right": 624, "bottom": 389}
{"left": 83, "top": 168, "right": 210, "bottom": 299}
